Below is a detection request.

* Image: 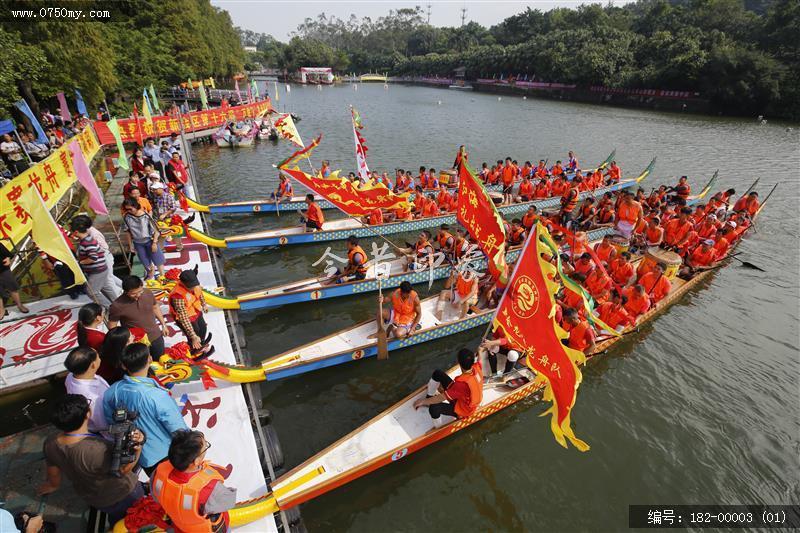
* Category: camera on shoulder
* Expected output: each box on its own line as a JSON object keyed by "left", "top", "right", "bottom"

{"left": 108, "top": 408, "right": 145, "bottom": 477}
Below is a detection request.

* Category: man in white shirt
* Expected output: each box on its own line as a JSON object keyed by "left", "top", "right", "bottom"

{"left": 64, "top": 347, "right": 110, "bottom": 433}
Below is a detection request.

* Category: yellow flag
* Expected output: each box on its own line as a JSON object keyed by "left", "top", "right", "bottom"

{"left": 16, "top": 186, "right": 86, "bottom": 285}
{"left": 142, "top": 94, "right": 154, "bottom": 131}
{"left": 274, "top": 113, "right": 303, "bottom": 147}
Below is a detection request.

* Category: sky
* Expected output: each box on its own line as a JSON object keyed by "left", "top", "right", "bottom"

{"left": 211, "top": 1, "right": 605, "bottom": 41}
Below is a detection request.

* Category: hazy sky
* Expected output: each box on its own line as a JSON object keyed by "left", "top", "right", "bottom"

{"left": 212, "top": 1, "right": 600, "bottom": 40}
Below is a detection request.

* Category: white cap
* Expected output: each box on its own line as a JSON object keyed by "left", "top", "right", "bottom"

{"left": 726, "top": 221, "right": 737, "bottom": 228}
{"left": 708, "top": 214, "right": 717, "bottom": 220}
{"left": 150, "top": 182, "right": 165, "bottom": 190}
{"left": 704, "top": 239, "right": 714, "bottom": 246}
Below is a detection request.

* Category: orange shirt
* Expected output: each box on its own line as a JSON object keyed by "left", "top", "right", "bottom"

{"left": 518, "top": 180, "right": 533, "bottom": 197}
{"left": 610, "top": 258, "right": 634, "bottom": 285}
{"left": 663, "top": 219, "right": 693, "bottom": 246}
{"left": 639, "top": 271, "right": 671, "bottom": 303}
{"left": 689, "top": 246, "right": 717, "bottom": 267}
{"left": 597, "top": 302, "right": 632, "bottom": 330}
{"left": 368, "top": 208, "right": 383, "bottom": 225}
{"left": 622, "top": 287, "right": 650, "bottom": 320}
{"left": 585, "top": 269, "right": 612, "bottom": 299}
{"left": 533, "top": 182, "right": 550, "bottom": 198}
{"left": 307, "top": 202, "right": 324, "bottom": 225}
{"left": 501, "top": 165, "right": 515, "bottom": 186}
{"left": 594, "top": 242, "right": 616, "bottom": 264}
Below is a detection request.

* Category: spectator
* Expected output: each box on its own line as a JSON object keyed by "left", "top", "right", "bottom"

{"left": 169, "top": 268, "right": 210, "bottom": 351}
{"left": 0, "top": 508, "right": 48, "bottom": 533}
{"left": 102, "top": 343, "right": 187, "bottom": 474}
{"left": 151, "top": 429, "right": 236, "bottom": 532}
{"left": 76, "top": 302, "right": 106, "bottom": 352}
{"left": 142, "top": 138, "right": 159, "bottom": 166}
{"left": 0, "top": 133, "right": 29, "bottom": 175}
{"left": 70, "top": 218, "right": 121, "bottom": 306}
{"left": 0, "top": 245, "right": 29, "bottom": 316}
{"left": 130, "top": 147, "right": 146, "bottom": 174}
{"left": 122, "top": 171, "right": 148, "bottom": 199}
{"left": 166, "top": 151, "right": 191, "bottom": 195}
{"left": 72, "top": 214, "right": 122, "bottom": 290}
{"left": 23, "top": 132, "right": 49, "bottom": 161}
{"left": 126, "top": 187, "right": 152, "bottom": 214}
{"left": 150, "top": 182, "right": 183, "bottom": 251}
{"left": 45, "top": 126, "right": 62, "bottom": 148}
{"left": 64, "top": 347, "right": 110, "bottom": 432}
{"left": 121, "top": 198, "right": 164, "bottom": 279}
{"left": 167, "top": 132, "right": 182, "bottom": 153}
{"left": 108, "top": 276, "right": 168, "bottom": 358}
{"left": 98, "top": 326, "right": 132, "bottom": 384}
{"left": 39, "top": 394, "right": 145, "bottom": 524}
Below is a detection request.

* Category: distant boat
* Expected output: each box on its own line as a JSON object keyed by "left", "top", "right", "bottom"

{"left": 360, "top": 73, "right": 388, "bottom": 83}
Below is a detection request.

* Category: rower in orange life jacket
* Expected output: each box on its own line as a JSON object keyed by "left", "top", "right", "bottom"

{"left": 706, "top": 188, "right": 736, "bottom": 213}
{"left": 662, "top": 207, "right": 694, "bottom": 249}
{"left": 501, "top": 158, "right": 516, "bottom": 203}
{"left": 521, "top": 206, "right": 539, "bottom": 232}
{"left": 151, "top": 430, "right": 236, "bottom": 533}
{"left": 673, "top": 176, "right": 691, "bottom": 200}
{"left": 741, "top": 191, "right": 760, "bottom": 216}
{"left": 596, "top": 203, "right": 615, "bottom": 225}
{"left": 713, "top": 223, "right": 736, "bottom": 257}
{"left": 559, "top": 179, "right": 580, "bottom": 223}
{"left": 437, "top": 269, "right": 479, "bottom": 320}
{"left": 533, "top": 178, "right": 551, "bottom": 198}
{"left": 453, "top": 229, "right": 470, "bottom": 259}
{"left": 437, "top": 224, "right": 455, "bottom": 256}
{"left": 517, "top": 177, "right": 534, "bottom": 201}
{"left": 271, "top": 175, "right": 293, "bottom": 201}
{"left": 638, "top": 262, "right": 671, "bottom": 304}
{"left": 558, "top": 274, "right": 587, "bottom": 318}
{"left": 551, "top": 176, "right": 569, "bottom": 197}
{"left": 644, "top": 217, "right": 664, "bottom": 247}
{"left": 696, "top": 214, "right": 718, "bottom": 240}
{"left": 303, "top": 194, "right": 324, "bottom": 232}
{"left": 328, "top": 236, "right": 368, "bottom": 284}
{"left": 507, "top": 219, "right": 526, "bottom": 246}
{"left": 691, "top": 205, "right": 707, "bottom": 225}
{"left": 562, "top": 307, "right": 596, "bottom": 353}
{"left": 551, "top": 161, "right": 564, "bottom": 177}
{"left": 367, "top": 207, "right": 383, "bottom": 225}
{"left": 585, "top": 264, "right": 612, "bottom": 300}
{"left": 596, "top": 290, "right": 633, "bottom": 333}
{"left": 604, "top": 161, "right": 621, "bottom": 184}
{"left": 609, "top": 251, "right": 635, "bottom": 286}
{"left": 414, "top": 348, "right": 484, "bottom": 428}
{"left": 594, "top": 234, "right": 617, "bottom": 264}
{"left": 422, "top": 195, "right": 440, "bottom": 217}
{"left": 534, "top": 160, "right": 548, "bottom": 179}
{"left": 405, "top": 230, "right": 434, "bottom": 271}
{"left": 614, "top": 191, "right": 643, "bottom": 239}
{"left": 683, "top": 239, "right": 718, "bottom": 273}
{"left": 622, "top": 284, "right": 651, "bottom": 323}
{"left": 575, "top": 197, "right": 597, "bottom": 230}
{"left": 417, "top": 166, "right": 429, "bottom": 189}
{"left": 379, "top": 280, "right": 421, "bottom": 338}
{"left": 413, "top": 186, "right": 427, "bottom": 216}
{"left": 437, "top": 185, "right": 454, "bottom": 212}
{"left": 573, "top": 252, "right": 595, "bottom": 277}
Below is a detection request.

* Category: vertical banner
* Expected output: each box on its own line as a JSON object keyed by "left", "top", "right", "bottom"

{"left": 14, "top": 100, "right": 48, "bottom": 144}
{"left": 199, "top": 83, "right": 209, "bottom": 110}
{"left": 74, "top": 89, "right": 88, "bottom": 117}
{"left": 350, "top": 106, "right": 370, "bottom": 183}
{"left": 69, "top": 140, "right": 108, "bottom": 215}
{"left": 106, "top": 118, "right": 129, "bottom": 171}
{"left": 148, "top": 84, "right": 160, "bottom": 113}
{"left": 56, "top": 92, "right": 71, "bottom": 122}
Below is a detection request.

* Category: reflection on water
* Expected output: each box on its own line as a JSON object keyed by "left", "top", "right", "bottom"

{"left": 192, "top": 84, "right": 800, "bottom": 531}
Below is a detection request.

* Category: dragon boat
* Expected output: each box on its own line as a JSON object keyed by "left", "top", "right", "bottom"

{"left": 184, "top": 157, "right": 655, "bottom": 249}
{"left": 118, "top": 184, "right": 773, "bottom": 532}
{"left": 178, "top": 151, "right": 617, "bottom": 215}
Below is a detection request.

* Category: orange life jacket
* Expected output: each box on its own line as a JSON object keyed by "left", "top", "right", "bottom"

{"left": 454, "top": 236, "right": 468, "bottom": 259}
{"left": 508, "top": 226, "right": 525, "bottom": 245}
{"left": 594, "top": 242, "right": 615, "bottom": 263}
{"left": 455, "top": 274, "right": 476, "bottom": 298}
{"left": 610, "top": 258, "right": 634, "bottom": 285}
{"left": 501, "top": 165, "right": 515, "bottom": 186}
{"left": 675, "top": 182, "right": 691, "bottom": 198}
{"left": 733, "top": 196, "right": 748, "bottom": 212}
{"left": 437, "top": 190, "right": 452, "bottom": 210}
{"left": 598, "top": 207, "right": 615, "bottom": 224}
{"left": 438, "top": 231, "right": 454, "bottom": 250}
{"left": 151, "top": 461, "right": 226, "bottom": 533}
{"left": 422, "top": 201, "right": 439, "bottom": 217}
{"left": 307, "top": 202, "right": 325, "bottom": 226}
{"left": 697, "top": 223, "right": 717, "bottom": 240}
{"left": 394, "top": 206, "right": 411, "bottom": 220}
{"left": 745, "top": 197, "right": 760, "bottom": 216}
{"left": 348, "top": 245, "right": 368, "bottom": 274}
{"left": 622, "top": 287, "right": 650, "bottom": 318}
{"left": 714, "top": 236, "right": 731, "bottom": 257}
{"left": 391, "top": 289, "right": 418, "bottom": 326}
{"left": 518, "top": 180, "right": 533, "bottom": 197}
{"left": 645, "top": 225, "right": 663, "bottom": 245}
{"left": 368, "top": 209, "right": 383, "bottom": 225}
{"left": 551, "top": 179, "right": 567, "bottom": 196}
{"left": 598, "top": 302, "right": 631, "bottom": 330}
{"left": 453, "top": 361, "right": 483, "bottom": 418}
{"left": 551, "top": 164, "right": 563, "bottom": 177}
{"left": 664, "top": 219, "right": 693, "bottom": 246}
{"left": 168, "top": 282, "right": 203, "bottom": 321}
{"left": 639, "top": 271, "right": 671, "bottom": 302}
{"left": 606, "top": 165, "right": 621, "bottom": 182}
{"left": 561, "top": 187, "right": 579, "bottom": 212}
{"left": 568, "top": 320, "right": 593, "bottom": 352}
{"left": 618, "top": 201, "right": 639, "bottom": 225}
{"left": 522, "top": 212, "right": 538, "bottom": 230}
{"left": 690, "top": 246, "right": 716, "bottom": 267}
{"left": 534, "top": 182, "right": 550, "bottom": 198}
{"left": 585, "top": 269, "right": 611, "bottom": 299}
{"left": 579, "top": 203, "right": 595, "bottom": 220}
{"left": 278, "top": 180, "right": 292, "bottom": 197}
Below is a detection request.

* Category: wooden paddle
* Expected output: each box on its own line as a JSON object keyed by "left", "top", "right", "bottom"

{"left": 376, "top": 276, "right": 389, "bottom": 360}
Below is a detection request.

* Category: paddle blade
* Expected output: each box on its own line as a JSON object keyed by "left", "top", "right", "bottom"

{"left": 740, "top": 261, "right": 766, "bottom": 272}
{"left": 376, "top": 318, "right": 389, "bottom": 360}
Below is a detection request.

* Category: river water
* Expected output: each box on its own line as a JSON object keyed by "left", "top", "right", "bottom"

{"left": 190, "top": 84, "right": 800, "bottom": 532}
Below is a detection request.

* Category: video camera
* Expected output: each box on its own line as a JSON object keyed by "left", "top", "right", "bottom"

{"left": 108, "top": 408, "right": 145, "bottom": 477}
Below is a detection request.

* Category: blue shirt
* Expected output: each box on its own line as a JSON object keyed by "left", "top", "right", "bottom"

{"left": 143, "top": 144, "right": 160, "bottom": 162}
{"left": 103, "top": 375, "right": 187, "bottom": 468}
{"left": 0, "top": 508, "right": 19, "bottom": 532}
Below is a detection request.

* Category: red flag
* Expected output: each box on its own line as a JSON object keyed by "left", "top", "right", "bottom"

{"left": 456, "top": 154, "right": 507, "bottom": 283}
{"left": 493, "top": 222, "right": 589, "bottom": 451}
{"left": 281, "top": 167, "right": 410, "bottom": 216}
{"left": 132, "top": 102, "right": 144, "bottom": 147}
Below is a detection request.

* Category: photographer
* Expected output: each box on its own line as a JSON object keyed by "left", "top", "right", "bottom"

{"left": 151, "top": 430, "right": 237, "bottom": 533}
{"left": 102, "top": 343, "right": 187, "bottom": 474}
{"left": 38, "top": 395, "right": 145, "bottom": 524}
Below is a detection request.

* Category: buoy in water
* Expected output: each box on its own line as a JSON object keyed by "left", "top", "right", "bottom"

{"left": 354, "top": 84, "right": 358, "bottom": 91}
{"left": 437, "top": 100, "right": 441, "bottom": 105}
{"left": 286, "top": 84, "right": 291, "bottom": 93}
{"left": 498, "top": 97, "right": 502, "bottom": 101}
{"left": 523, "top": 96, "right": 527, "bottom": 100}
{"left": 384, "top": 84, "right": 388, "bottom": 90}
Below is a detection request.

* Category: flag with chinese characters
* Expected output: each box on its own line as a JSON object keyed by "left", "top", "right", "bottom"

{"left": 16, "top": 186, "right": 86, "bottom": 285}
{"left": 350, "top": 106, "right": 370, "bottom": 182}
{"left": 492, "top": 222, "right": 589, "bottom": 451}
{"left": 280, "top": 167, "right": 410, "bottom": 216}
{"left": 274, "top": 114, "right": 303, "bottom": 147}
{"left": 457, "top": 155, "right": 508, "bottom": 284}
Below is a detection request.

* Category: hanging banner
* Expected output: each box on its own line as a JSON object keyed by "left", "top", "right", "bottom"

{"left": 351, "top": 106, "right": 370, "bottom": 183}
{"left": 92, "top": 100, "right": 273, "bottom": 145}
{"left": 56, "top": 92, "right": 71, "bottom": 122}
{"left": 74, "top": 89, "right": 88, "bottom": 117}
{"left": 0, "top": 127, "right": 100, "bottom": 247}
{"left": 14, "top": 100, "right": 48, "bottom": 144}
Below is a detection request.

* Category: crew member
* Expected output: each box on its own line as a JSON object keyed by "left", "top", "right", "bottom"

{"left": 562, "top": 308, "right": 596, "bottom": 354}
{"left": 622, "top": 284, "right": 651, "bottom": 323}
{"left": 638, "top": 263, "right": 671, "bottom": 304}
{"left": 168, "top": 268, "right": 209, "bottom": 352}
{"left": 414, "top": 348, "right": 483, "bottom": 428}
{"left": 517, "top": 176, "right": 534, "bottom": 202}
{"left": 595, "top": 289, "right": 633, "bottom": 333}
{"left": 682, "top": 239, "right": 718, "bottom": 276}
{"left": 615, "top": 192, "right": 644, "bottom": 239}
{"left": 437, "top": 224, "right": 455, "bottom": 256}
{"left": 604, "top": 161, "right": 621, "bottom": 184}
{"left": 501, "top": 157, "right": 516, "bottom": 205}
{"left": 521, "top": 205, "right": 539, "bottom": 232}
{"left": 437, "top": 270, "right": 479, "bottom": 320}
{"left": 609, "top": 251, "right": 635, "bottom": 287}
{"left": 567, "top": 151, "right": 579, "bottom": 171}
{"left": 271, "top": 175, "right": 293, "bottom": 201}
{"left": 303, "top": 194, "right": 324, "bottom": 232}
{"left": 335, "top": 236, "right": 368, "bottom": 283}
{"left": 559, "top": 178, "right": 580, "bottom": 225}
{"left": 672, "top": 176, "right": 691, "bottom": 201}
{"left": 507, "top": 219, "right": 526, "bottom": 246}
{"left": 151, "top": 430, "right": 237, "bottom": 533}
{"left": 378, "top": 281, "right": 421, "bottom": 339}
{"left": 662, "top": 207, "right": 694, "bottom": 249}
{"left": 594, "top": 234, "right": 617, "bottom": 264}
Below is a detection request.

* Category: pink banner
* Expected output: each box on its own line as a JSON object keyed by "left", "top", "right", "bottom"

{"left": 69, "top": 140, "right": 108, "bottom": 215}
{"left": 57, "top": 92, "right": 71, "bottom": 122}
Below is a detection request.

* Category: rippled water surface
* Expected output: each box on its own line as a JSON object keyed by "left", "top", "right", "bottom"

{"left": 192, "top": 84, "right": 799, "bottom": 532}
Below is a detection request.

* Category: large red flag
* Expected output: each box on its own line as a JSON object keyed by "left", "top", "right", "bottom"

{"left": 281, "top": 167, "right": 410, "bottom": 216}
{"left": 493, "top": 222, "right": 590, "bottom": 451}
{"left": 456, "top": 153, "right": 508, "bottom": 283}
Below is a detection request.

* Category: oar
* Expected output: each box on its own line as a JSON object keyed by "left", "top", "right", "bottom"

{"left": 282, "top": 273, "right": 338, "bottom": 292}
{"left": 728, "top": 254, "right": 766, "bottom": 272}
{"left": 376, "top": 276, "right": 389, "bottom": 360}
{"left": 274, "top": 194, "right": 280, "bottom": 217}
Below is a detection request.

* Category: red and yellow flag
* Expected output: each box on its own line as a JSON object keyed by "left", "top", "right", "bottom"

{"left": 493, "top": 222, "right": 590, "bottom": 451}
{"left": 457, "top": 154, "right": 508, "bottom": 284}
{"left": 276, "top": 134, "right": 321, "bottom": 168}
{"left": 274, "top": 113, "right": 304, "bottom": 147}
{"left": 280, "top": 167, "right": 410, "bottom": 216}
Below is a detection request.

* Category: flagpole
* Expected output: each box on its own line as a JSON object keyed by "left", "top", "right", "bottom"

{"left": 13, "top": 130, "right": 33, "bottom": 164}
{"left": 107, "top": 214, "right": 132, "bottom": 270}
